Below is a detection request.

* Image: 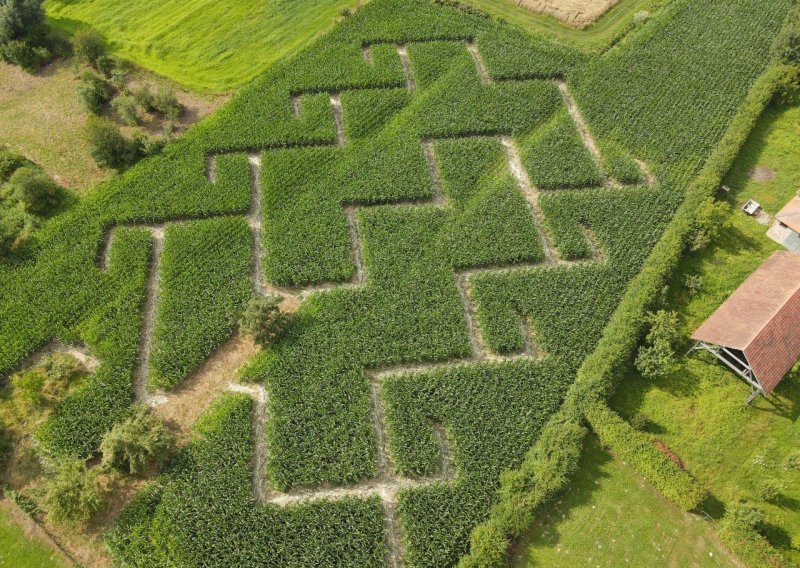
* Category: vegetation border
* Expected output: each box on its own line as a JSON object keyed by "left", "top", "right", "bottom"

{"left": 458, "top": 58, "right": 792, "bottom": 568}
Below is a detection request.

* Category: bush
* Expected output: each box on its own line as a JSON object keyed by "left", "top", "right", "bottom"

{"left": 4, "top": 166, "right": 60, "bottom": 214}
{"left": 151, "top": 85, "right": 183, "bottom": 121}
{"left": 112, "top": 92, "right": 141, "bottom": 126}
{"left": 0, "top": 206, "right": 28, "bottom": 256}
{"left": 132, "top": 86, "right": 155, "bottom": 111}
{"left": 719, "top": 503, "right": 789, "bottom": 568}
{"left": 42, "top": 458, "right": 104, "bottom": 526}
{"left": 77, "top": 71, "right": 113, "bottom": 114}
{"left": 784, "top": 450, "right": 800, "bottom": 471}
{"left": 85, "top": 115, "right": 141, "bottom": 170}
{"left": 100, "top": 405, "right": 174, "bottom": 475}
{"left": 0, "top": 0, "right": 45, "bottom": 44}
{"left": 239, "top": 296, "right": 287, "bottom": 345}
{"left": 772, "top": 10, "right": 800, "bottom": 65}
{"left": 758, "top": 478, "right": 784, "bottom": 502}
{"left": 71, "top": 27, "right": 105, "bottom": 68}
{"left": 683, "top": 274, "right": 703, "bottom": 296}
{"left": 0, "top": 419, "right": 11, "bottom": 474}
{"left": 0, "top": 37, "right": 48, "bottom": 71}
{"left": 0, "top": 148, "right": 31, "bottom": 183}
{"left": 690, "top": 197, "right": 730, "bottom": 251}
{"left": 630, "top": 412, "right": 650, "bottom": 431}
{"left": 635, "top": 310, "right": 681, "bottom": 380}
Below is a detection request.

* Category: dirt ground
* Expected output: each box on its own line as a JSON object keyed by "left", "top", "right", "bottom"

{"left": 515, "top": 0, "right": 621, "bottom": 28}
{"left": 748, "top": 165, "right": 776, "bottom": 182}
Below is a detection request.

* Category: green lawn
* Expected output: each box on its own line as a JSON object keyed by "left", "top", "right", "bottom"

{"left": 0, "top": 505, "right": 65, "bottom": 568}
{"left": 461, "top": 0, "right": 666, "bottom": 52}
{"left": 612, "top": 100, "right": 800, "bottom": 563}
{"left": 45, "top": 0, "right": 365, "bottom": 93}
{"left": 512, "top": 436, "right": 736, "bottom": 567}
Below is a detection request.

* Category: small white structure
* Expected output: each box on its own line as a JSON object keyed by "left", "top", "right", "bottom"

{"left": 742, "top": 199, "right": 762, "bottom": 216}
{"left": 767, "top": 195, "right": 800, "bottom": 253}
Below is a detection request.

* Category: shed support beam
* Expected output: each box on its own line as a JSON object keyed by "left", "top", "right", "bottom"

{"left": 688, "top": 341, "right": 764, "bottom": 401}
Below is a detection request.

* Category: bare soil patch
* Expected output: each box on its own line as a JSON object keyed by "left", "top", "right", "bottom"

{"left": 154, "top": 335, "right": 261, "bottom": 444}
{"left": 747, "top": 165, "right": 775, "bottom": 182}
{"left": 515, "top": 0, "right": 621, "bottom": 28}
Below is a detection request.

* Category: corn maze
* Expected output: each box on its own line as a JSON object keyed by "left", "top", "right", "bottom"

{"left": 0, "top": 0, "right": 793, "bottom": 565}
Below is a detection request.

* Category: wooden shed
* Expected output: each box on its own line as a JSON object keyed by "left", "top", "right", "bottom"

{"left": 689, "top": 251, "right": 800, "bottom": 402}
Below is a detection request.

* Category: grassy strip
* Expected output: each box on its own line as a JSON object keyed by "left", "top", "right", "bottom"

{"left": 585, "top": 403, "right": 705, "bottom": 510}
{"left": 458, "top": 60, "right": 791, "bottom": 568}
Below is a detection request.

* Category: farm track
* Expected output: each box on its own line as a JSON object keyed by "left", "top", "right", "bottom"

{"left": 15, "top": 39, "right": 655, "bottom": 567}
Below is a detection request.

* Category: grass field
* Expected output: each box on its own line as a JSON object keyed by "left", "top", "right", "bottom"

{"left": 612, "top": 100, "right": 800, "bottom": 563}
{"left": 45, "top": 0, "right": 367, "bottom": 93}
{"left": 0, "top": 0, "right": 794, "bottom": 565}
{"left": 0, "top": 505, "right": 64, "bottom": 568}
{"left": 511, "top": 436, "right": 736, "bottom": 567}
{"left": 0, "top": 60, "right": 109, "bottom": 190}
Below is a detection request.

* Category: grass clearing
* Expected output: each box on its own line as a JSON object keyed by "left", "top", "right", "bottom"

{"left": 612, "top": 100, "right": 800, "bottom": 564}
{"left": 511, "top": 436, "right": 737, "bottom": 568}
{"left": 0, "top": 501, "right": 66, "bottom": 568}
{"left": 45, "top": 0, "right": 368, "bottom": 93}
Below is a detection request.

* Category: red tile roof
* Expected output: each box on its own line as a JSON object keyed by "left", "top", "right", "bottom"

{"left": 692, "top": 251, "right": 800, "bottom": 394}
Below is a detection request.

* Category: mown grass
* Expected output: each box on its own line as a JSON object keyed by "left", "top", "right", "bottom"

{"left": 0, "top": 60, "right": 108, "bottom": 191}
{"left": 0, "top": 505, "right": 65, "bottom": 568}
{"left": 511, "top": 436, "right": 736, "bottom": 567}
{"left": 461, "top": 0, "right": 665, "bottom": 52}
{"left": 45, "top": 0, "right": 367, "bottom": 93}
{"left": 612, "top": 100, "right": 800, "bottom": 563}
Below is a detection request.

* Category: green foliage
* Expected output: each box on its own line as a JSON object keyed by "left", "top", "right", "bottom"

{"left": 151, "top": 85, "right": 183, "bottom": 121}
{"left": 111, "top": 92, "right": 141, "bottom": 126}
{"left": 0, "top": 207, "right": 28, "bottom": 257}
{"left": 149, "top": 217, "right": 252, "bottom": 389}
{"left": 689, "top": 197, "right": 730, "bottom": 251}
{"left": 635, "top": 310, "right": 680, "bottom": 381}
{"left": 3, "top": 166, "right": 61, "bottom": 214}
{"left": 719, "top": 503, "right": 790, "bottom": 568}
{"left": 100, "top": 405, "right": 174, "bottom": 475}
{"left": 784, "top": 451, "right": 800, "bottom": 471}
{"left": 758, "top": 478, "right": 784, "bottom": 503}
{"left": 84, "top": 115, "right": 141, "bottom": 170}
{"left": 77, "top": 71, "right": 113, "bottom": 114}
{"left": 0, "top": 418, "right": 11, "bottom": 473}
{"left": 772, "top": 7, "right": 800, "bottom": 65}
{"left": 630, "top": 411, "right": 650, "bottom": 431}
{"left": 239, "top": 296, "right": 287, "bottom": 346}
{"left": 0, "top": 0, "right": 43, "bottom": 43}
{"left": 71, "top": 27, "right": 105, "bottom": 68}
{"left": 0, "top": 0, "right": 54, "bottom": 72}
{"left": 41, "top": 458, "right": 104, "bottom": 526}
{"left": 0, "top": 37, "right": 48, "bottom": 71}
{"left": 0, "top": 148, "right": 33, "bottom": 183}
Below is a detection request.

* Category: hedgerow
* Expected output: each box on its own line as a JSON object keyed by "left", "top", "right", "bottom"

{"left": 0, "top": 0, "right": 793, "bottom": 565}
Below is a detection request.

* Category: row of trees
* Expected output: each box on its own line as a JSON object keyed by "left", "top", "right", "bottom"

{"left": 0, "top": 0, "right": 66, "bottom": 72}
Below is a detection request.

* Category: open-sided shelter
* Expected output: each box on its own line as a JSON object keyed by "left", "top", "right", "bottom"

{"left": 690, "top": 251, "right": 800, "bottom": 402}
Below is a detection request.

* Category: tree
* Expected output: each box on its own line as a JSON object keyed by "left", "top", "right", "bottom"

{"left": 239, "top": 296, "right": 287, "bottom": 345}
{"left": 4, "top": 166, "right": 60, "bottom": 214}
{"left": 42, "top": 458, "right": 104, "bottom": 526}
{"left": 100, "top": 405, "right": 174, "bottom": 475}
{"left": 635, "top": 310, "right": 681, "bottom": 380}
{"left": 0, "top": 0, "right": 45, "bottom": 44}
{"left": 71, "top": 27, "right": 105, "bottom": 68}
{"left": 77, "top": 71, "right": 113, "bottom": 114}
{"left": 85, "top": 115, "right": 141, "bottom": 170}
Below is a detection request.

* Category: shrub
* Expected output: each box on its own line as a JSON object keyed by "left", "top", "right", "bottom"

{"left": 131, "top": 86, "right": 155, "bottom": 111}
{"left": 758, "top": 478, "right": 784, "bottom": 502}
{"left": 0, "top": 419, "right": 11, "bottom": 474}
{"left": 719, "top": 502, "right": 789, "bottom": 568}
{"left": 4, "top": 166, "right": 61, "bottom": 214}
{"left": 71, "top": 27, "right": 105, "bottom": 68}
{"left": 151, "top": 85, "right": 183, "bottom": 121}
{"left": 77, "top": 71, "right": 113, "bottom": 114}
{"left": 239, "top": 296, "right": 287, "bottom": 345}
{"left": 689, "top": 197, "right": 730, "bottom": 251}
{"left": 339, "top": 6, "right": 352, "bottom": 18}
{"left": 0, "top": 37, "right": 48, "bottom": 71}
{"left": 772, "top": 10, "right": 800, "bottom": 65}
{"left": 42, "top": 458, "right": 104, "bottom": 526}
{"left": 0, "top": 206, "right": 28, "bottom": 256}
{"left": 100, "top": 405, "right": 174, "bottom": 475}
{"left": 85, "top": 115, "right": 141, "bottom": 170}
{"left": 0, "top": 148, "right": 31, "bottom": 183}
{"left": 683, "top": 274, "right": 703, "bottom": 296}
{"left": 635, "top": 310, "right": 681, "bottom": 380}
{"left": 630, "top": 412, "right": 650, "bottom": 431}
{"left": 112, "top": 92, "right": 142, "bottom": 126}
{"left": 0, "top": 0, "right": 45, "bottom": 44}
{"left": 784, "top": 450, "right": 800, "bottom": 471}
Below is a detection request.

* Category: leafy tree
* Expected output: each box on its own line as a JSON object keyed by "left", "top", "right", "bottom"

{"left": 689, "top": 197, "right": 729, "bottom": 251}
{"left": 71, "top": 27, "right": 105, "bottom": 68}
{"left": 112, "top": 92, "right": 142, "bottom": 126}
{"left": 635, "top": 310, "right": 681, "bottom": 380}
{"left": 100, "top": 405, "right": 174, "bottom": 475}
{"left": 0, "top": 148, "right": 31, "bottom": 183}
{"left": 85, "top": 115, "right": 141, "bottom": 170}
{"left": 0, "top": 0, "right": 44, "bottom": 44}
{"left": 4, "top": 166, "right": 60, "bottom": 214}
{"left": 151, "top": 85, "right": 183, "bottom": 121}
{"left": 0, "top": 37, "right": 48, "bottom": 71}
{"left": 77, "top": 71, "right": 113, "bottom": 114}
{"left": 42, "top": 458, "right": 104, "bottom": 526}
{"left": 239, "top": 296, "right": 287, "bottom": 345}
